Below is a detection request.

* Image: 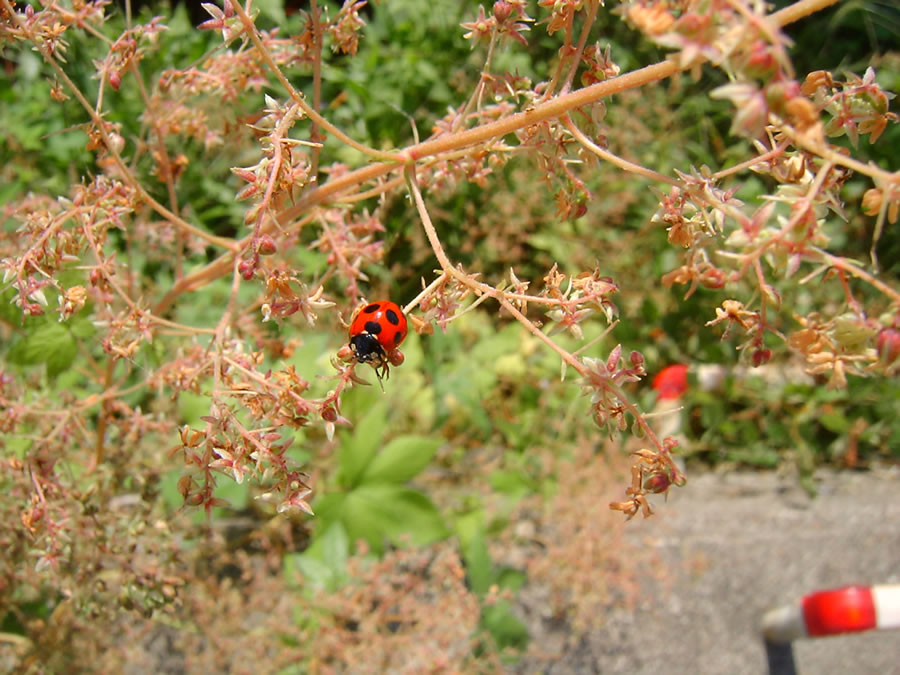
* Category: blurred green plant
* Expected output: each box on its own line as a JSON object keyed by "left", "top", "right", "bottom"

{"left": 312, "top": 400, "right": 448, "bottom": 555}
{"left": 456, "top": 509, "right": 529, "bottom": 655}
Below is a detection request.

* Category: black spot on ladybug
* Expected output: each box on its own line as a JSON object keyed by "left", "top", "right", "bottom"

{"left": 363, "top": 303, "right": 380, "bottom": 313}
{"left": 385, "top": 309, "right": 400, "bottom": 325}
{"left": 364, "top": 320, "right": 382, "bottom": 334}
{"left": 394, "top": 331, "right": 403, "bottom": 345}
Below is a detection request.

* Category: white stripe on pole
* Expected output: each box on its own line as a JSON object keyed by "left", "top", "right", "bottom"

{"left": 873, "top": 585, "right": 900, "bottom": 629}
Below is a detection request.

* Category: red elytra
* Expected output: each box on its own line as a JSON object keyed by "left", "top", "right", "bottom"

{"left": 349, "top": 300, "right": 407, "bottom": 350}
{"left": 348, "top": 301, "right": 408, "bottom": 378}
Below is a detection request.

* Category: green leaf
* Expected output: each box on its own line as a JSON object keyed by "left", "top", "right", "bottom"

{"left": 819, "top": 410, "right": 850, "bottom": 433}
{"left": 311, "top": 493, "right": 347, "bottom": 533}
{"left": 178, "top": 391, "right": 210, "bottom": 427}
{"left": 159, "top": 470, "right": 184, "bottom": 511}
{"left": 68, "top": 317, "right": 96, "bottom": 340}
{"left": 320, "top": 521, "right": 349, "bottom": 573}
{"left": 253, "top": 0, "right": 286, "bottom": 26}
{"left": 461, "top": 527, "right": 493, "bottom": 597}
{"left": 495, "top": 567, "right": 526, "bottom": 592}
{"left": 48, "top": 341, "right": 76, "bottom": 375}
{"left": 341, "top": 484, "right": 448, "bottom": 555}
{"left": 285, "top": 522, "right": 350, "bottom": 592}
{"left": 481, "top": 601, "right": 529, "bottom": 651}
{"left": 3, "top": 435, "right": 31, "bottom": 460}
{"left": 359, "top": 435, "right": 441, "bottom": 484}
{"left": 6, "top": 322, "right": 77, "bottom": 377}
{"left": 489, "top": 470, "right": 536, "bottom": 499}
{"left": 284, "top": 553, "right": 334, "bottom": 592}
{"left": 214, "top": 477, "right": 249, "bottom": 510}
{"left": 338, "top": 401, "right": 388, "bottom": 489}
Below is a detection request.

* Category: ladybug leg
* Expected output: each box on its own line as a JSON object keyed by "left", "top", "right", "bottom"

{"left": 348, "top": 334, "right": 391, "bottom": 388}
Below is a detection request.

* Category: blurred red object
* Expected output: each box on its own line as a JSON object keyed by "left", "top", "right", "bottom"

{"left": 652, "top": 364, "right": 689, "bottom": 400}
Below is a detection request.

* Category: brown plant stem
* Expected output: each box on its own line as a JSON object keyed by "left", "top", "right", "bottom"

{"left": 309, "top": 0, "right": 323, "bottom": 178}
{"left": 158, "top": 0, "right": 840, "bottom": 313}
{"left": 404, "top": 164, "right": 665, "bottom": 451}
{"left": 227, "top": 0, "right": 396, "bottom": 162}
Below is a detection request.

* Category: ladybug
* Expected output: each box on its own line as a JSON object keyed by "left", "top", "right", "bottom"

{"left": 348, "top": 300, "right": 408, "bottom": 380}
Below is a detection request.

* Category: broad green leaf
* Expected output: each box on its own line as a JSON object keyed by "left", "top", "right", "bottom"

{"left": 68, "top": 316, "right": 96, "bottom": 340}
{"left": 338, "top": 488, "right": 388, "bottom": 554}
{"left": 339, "top": 385, "right": 382, "bottom": 422}
{"left": 496, "top": 567, "right": 526, "bottom": 592}
{"left": 819, "top": 410, "right": 850, "bottom": 433}
{"left": 338, "top": 401, "right": 388, "bottom": 489}
{"left": 359, "top": 435, "right": 441, "bottom": 484}
{"left": 454, "top": 509, "right": 483, "bottom": 549}
{"left": 284, "top": 523, "right": 349, "bottom": 592}
{"left": 6, "top": 322, "right": 77, "bottom": 377}
{"left": 489, "top": 470, "right": 536, "bottom": 499}
{"left": 311, "top": 493, "right": 347, "bottom": 534}
{"left": 253, "top": 0, "right": 286, "bottom": 26}
{"left": 372, "top": 487, "right": 449, "bottom": 547}
{"left": 214, "top": 477, "right": 249, "bottom": 510}
{"left": 284, "top": 553, "right": 334, "bottom": 591}
{"left": 341, "top": 484, "right": 448, "bottom": 555}
{"left": 461, "top": 527, "right": 493, "bottom": 597}
{"left": 320, "top": 521, "right": 349, "bottom": 573}
{"left": 159, "top": 470, "right": 184, "bottom": 511}
{"left": 481, "top": 601, "right": 529, "bottom": 651}
{"left": 178, "top": 391, "right": 210, "bottom": 427}
{"left": 275, "top": 666, "right": 305, "bottom": 675}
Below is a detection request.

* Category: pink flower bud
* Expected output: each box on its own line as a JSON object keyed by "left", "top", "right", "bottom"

{"left": 643, "top": 472, "right": 673, "bottom": 494}
{"left": 752, "top": 348, "right": 772, "bottom": 367}
{"left": 876, "top": 329, "right": 900, "bottom": 364}
{"left": 238, "top": 259, "right": 255, "bottom": 280}
{"left": 700, "top": 267, "right": 726, "bottom": 289}
{"left": 493, "top": 1, "right": 512, "bottom": 22}
{"left": 257, "top": 234, "right": 277, "bottom": 256}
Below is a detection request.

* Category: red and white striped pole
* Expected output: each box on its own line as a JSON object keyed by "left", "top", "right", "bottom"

{"left": 762, "top": 585, "right": 900, "bottom": 675}
{"left": 650, "top": 362, "right": 815, "bottom": 440}
{"left": 762, "top": 584, "right": 900, "bottom": 642}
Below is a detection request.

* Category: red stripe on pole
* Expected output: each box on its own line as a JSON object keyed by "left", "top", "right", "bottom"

{"left": 652, "top": 364, "right": 689, "bottom": 400}
{"left": 802, "top": 585, "right": 877, "bottom": 636}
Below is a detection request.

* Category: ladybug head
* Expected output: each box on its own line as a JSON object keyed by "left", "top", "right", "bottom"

{"left": 349, "top": 333, "right": 393, "bottom": 383}
{"left": 349, "top": 333, "right": 386, "bottom": 364}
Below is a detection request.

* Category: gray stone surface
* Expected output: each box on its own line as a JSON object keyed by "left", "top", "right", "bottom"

{"left": 519, "top": 468, "right": 900, "bottom": 674}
